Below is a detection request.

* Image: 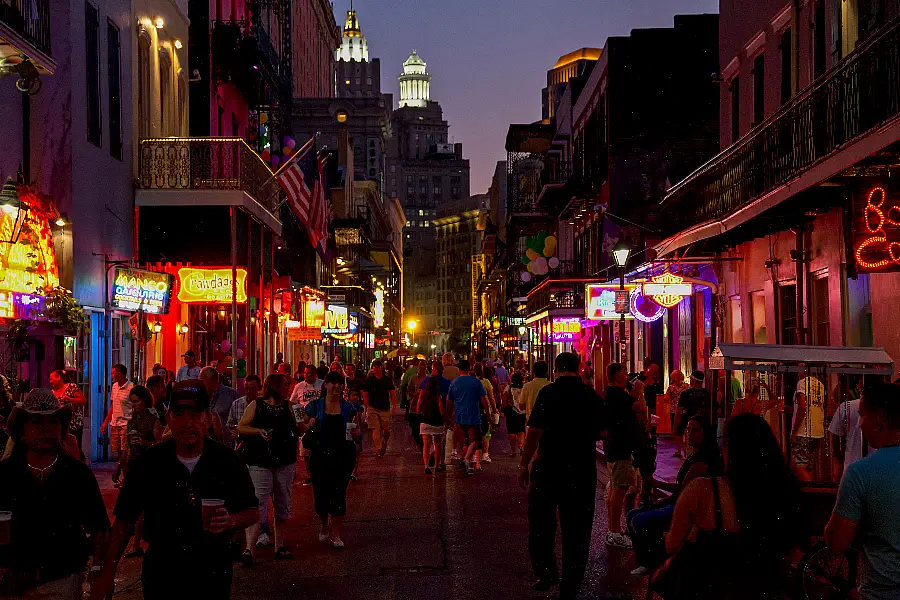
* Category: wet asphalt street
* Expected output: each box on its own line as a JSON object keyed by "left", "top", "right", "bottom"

{"left": 96, "top": 416, "right": 678, "bottom": 600}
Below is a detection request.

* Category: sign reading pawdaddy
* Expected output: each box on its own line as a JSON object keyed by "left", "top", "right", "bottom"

{"left": 112, "top": 267, "right": 173, "bottom": 314}
{"left": 177, "top": 267, "right": 248, "bottom": 304}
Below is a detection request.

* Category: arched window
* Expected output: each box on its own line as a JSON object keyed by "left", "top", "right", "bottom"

{"left": 159, "top": 48, "right": 172, "bottom": 136}
{"left": 137, "top": 29, "right": 152, "bottom": 139}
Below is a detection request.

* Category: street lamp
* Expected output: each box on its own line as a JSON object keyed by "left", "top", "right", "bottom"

{"left": 0, "top": 177, "right": 28, "bottom": 244}
{"left": 613, "top": 240, "right": 631, "bottom": 367}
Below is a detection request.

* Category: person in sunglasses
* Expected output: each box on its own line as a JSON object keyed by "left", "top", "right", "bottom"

{"left": 90, "top": 380, "right": 259, "bottom": 600}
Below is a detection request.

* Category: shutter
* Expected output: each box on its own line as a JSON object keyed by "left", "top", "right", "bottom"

{"left": 830, "top": 0, "right": 843, "bottom": 62}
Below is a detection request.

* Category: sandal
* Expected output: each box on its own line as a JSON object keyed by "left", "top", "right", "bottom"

{"left": 275, "top": 546, "right": 293, "bottom": 560}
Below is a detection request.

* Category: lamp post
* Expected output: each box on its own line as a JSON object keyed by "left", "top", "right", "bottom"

{"left": 613, "top": 240, "right": 631, "bottom": 367}
{"left": 407, "top": 319, "right": 417, "bottom": 353}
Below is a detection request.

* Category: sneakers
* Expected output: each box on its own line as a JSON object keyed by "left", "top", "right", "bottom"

{"left": 318, "top": 530, "right": 329, "bottom": 543}
{"left": 605, "top": 532, "right": 633, "bottom": 549}
{"left": 482, "top": 454, "right": 492, "bottom": 464}
{"left": 424, "top": 467, "right": 433, "bottom": 475}
{"left": 255, "top": 532, "right": 272, "bottom": 547}
{"left": 331, "top": 537, "right": 345, "bottom": 549}
{"left": 302, "top": 478, "right": 313, "bottom": 486}
{"left": 630, "top": 565, "right": 653, "bottom": 576}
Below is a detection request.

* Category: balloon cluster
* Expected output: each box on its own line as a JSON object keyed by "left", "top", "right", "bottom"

{"left": 520, "top": 233, "right": 559, "bottom": 282}
{"left": 258, "top": 134, "right": 299, "bottom": 170}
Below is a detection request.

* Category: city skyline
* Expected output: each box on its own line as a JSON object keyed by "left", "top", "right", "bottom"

{"left": 332, "top": 0, "right": 720, "bottom": 194}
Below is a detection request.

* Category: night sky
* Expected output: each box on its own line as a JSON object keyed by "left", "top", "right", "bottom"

{"left": 332, "top": 0, "right": 720, "bottom": 194}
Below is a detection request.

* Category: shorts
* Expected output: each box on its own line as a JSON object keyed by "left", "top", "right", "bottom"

{"left": 791, "top": 436, "right": 823, "bottom": 467}
{"left": 109, "top": 425, "right": 127, "bottom": 453}
{"left": 420, "top": 423, "right": 445, "bottom": 436}
{"left": 607, "top": 459, "right": 640, "bottom": 494}
{"left": 367, "top": 408, "right": 393, "bottom": 447}
{"left": 456, "top": 424, "right": 483, "bottom": 450}
{"left": 249, "top": 463, "right": 296, "bottom": 521}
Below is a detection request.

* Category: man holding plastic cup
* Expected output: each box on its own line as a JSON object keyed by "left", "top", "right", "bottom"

{"left": 91, "top": 380, "right": 259, "bottom": 600}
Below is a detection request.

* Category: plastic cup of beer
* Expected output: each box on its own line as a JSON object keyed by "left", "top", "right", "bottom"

{"left": 0, "top": 511, "right": 11, "bottom": 545}
{"left": 201, "top": 499, "right": 225, "bottom": 531}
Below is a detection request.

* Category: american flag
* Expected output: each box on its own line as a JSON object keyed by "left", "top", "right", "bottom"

{"left": 308, "top": 155, "right": 329, "bottom": 249}
{"left": 276, "top": 145, "right": 315, "bottom": 230}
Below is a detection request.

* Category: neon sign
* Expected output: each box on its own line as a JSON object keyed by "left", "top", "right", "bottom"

{"left": 177, "top": 268, "right": 248, "bottom": 304}
{"left": 112, "top": 267, "right": 173, "bottom": 314}
{"left": 585, "top": 284, "right": 637, "bottom": 321}
{"left": 304, "top": 299, "right": 325, "bottom": 329}
{"left": 855, "top": 187, "right": 900, "bottom": 272}
{"left": 374, "top": 288, "right": 384, "bottom": 327}
{"left": 323, "top": 305, "right": 358, "bottom": 338}
{"left": 643, "top": 271, "right": 691, "bottom": 308}
{"left": 630, "top": 289, "right": 666, "bottom": 323}
{"left": 552, "top": 317, "right": 581, "bottom": 342}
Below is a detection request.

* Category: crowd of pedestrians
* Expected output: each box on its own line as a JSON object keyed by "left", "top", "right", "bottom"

{"left": 2, "top": 344, "right": 900, "bottom": 600}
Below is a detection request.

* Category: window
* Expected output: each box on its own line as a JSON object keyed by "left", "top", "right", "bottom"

{"left": 811, "top": 274, "right": 830, "bottom": 345}
{"left": 778, "top": 283, "right": 798, "bottom": 345}
{"left": 138, "top": 36, "right": 151, "bottom": 139}
{"left": 159, "top": 51, "right": 171, "bottom": 135}
{"left": 752, "top": 54, "right": 765, "bottom": 125}
{"left": 779, "top": 29, "right": 792, "bottom": 105}
{"left": 107, "top": 20, "right": 121, "bottom": 159}
{"left": 814, "top": 1, "right": 827, "bottom": 77}
{"left": 730, "top": 76, "right": 740, "bottom": 143}
{"left": 85, "top": 2, "right": 101, "bottom": 146}
{"left": 366, "top": 77, "right": 372, "bottom": 85}
{"left": 418, "top": 209, "right": 423, "bottom": 216}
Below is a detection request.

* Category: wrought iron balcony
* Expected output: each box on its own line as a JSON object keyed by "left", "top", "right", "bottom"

{"left": 662, "top": 15, "right": 900, "bottom": 237}
{"left": 526, "top": 276, "right": 587, "bottom": 316}
{"left": 0, "top": 0, "right": 53, "bottom": 69}
{"left": 138, "top": 138, "right": 281, "bottom": 212}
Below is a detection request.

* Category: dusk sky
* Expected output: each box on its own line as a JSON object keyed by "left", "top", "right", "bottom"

{"left": 332, "top": 0, "right": 720, "bottom": 194}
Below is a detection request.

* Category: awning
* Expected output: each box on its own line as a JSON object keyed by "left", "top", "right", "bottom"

{"left": 709, "top": 343, "right": 894, "bottom": 376}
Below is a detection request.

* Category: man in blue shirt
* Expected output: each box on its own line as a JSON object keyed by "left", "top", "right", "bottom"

{"left": 827, "top": 381, "right": 900, "bottom": 600}
{"left": 448, "top": 360, "right": 489, "bottom": 476}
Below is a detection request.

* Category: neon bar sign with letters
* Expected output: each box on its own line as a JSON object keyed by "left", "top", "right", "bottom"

{"left": 855, "top": 187, "right": 900, "bottom": 272}
{"left": 552, "top": 317, "right": 581, "bottom": 342}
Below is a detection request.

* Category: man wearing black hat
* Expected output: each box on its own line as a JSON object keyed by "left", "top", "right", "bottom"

{"left": 90, "top": 380, "right": 259, "bottom": 600}
{"left": 176, "top": 350, "right": 202, "bottom": 382}
{"left": 0, "top": 389, "right": 109, "bottom": 597}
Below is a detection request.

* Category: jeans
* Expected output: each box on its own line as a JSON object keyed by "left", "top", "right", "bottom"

{"left": 626, "top": 503, "right": 675, "bottom": 568}
{"left": 249, "top": 463, "right": 296, "bottom": 521}
{"left": 528, "top": 461, "right": 597, "bottom": 598}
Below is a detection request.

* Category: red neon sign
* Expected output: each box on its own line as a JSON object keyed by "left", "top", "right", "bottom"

{"left": 855, "top": 187, "right": 900, "bottom": 272}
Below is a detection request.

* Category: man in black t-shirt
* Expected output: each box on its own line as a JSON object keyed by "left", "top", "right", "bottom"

{"left": 676, "top": 370, "right": 712, "bottom": 437}
{"left": 362, "top": 360, "right": 397, "bottom": 456}
{"left": 90, "top": 381, "right": 259, "bottom": 600}
{"left": 519, "top": 353, "right": 603, "bottom": 600}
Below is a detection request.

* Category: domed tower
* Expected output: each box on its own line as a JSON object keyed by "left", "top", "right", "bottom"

{"left": 398, "top": 50, "right": 431, "bottom": 108}
{"left": 336, "top": 9, "right": 368, "bottom": 62}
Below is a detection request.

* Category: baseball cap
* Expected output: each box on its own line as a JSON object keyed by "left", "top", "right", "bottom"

{"left": 170, "top": 379, "right": 210, "bottom": 411}
{"left": 183, "top": 350, "right": 196, "bottom": 358}
{"left": 690, "top": 370, "right": 705, "bottom": 383}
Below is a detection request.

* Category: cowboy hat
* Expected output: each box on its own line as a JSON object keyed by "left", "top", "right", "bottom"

{"left": 7, "top": 388, "right": 72, "bottom": 441}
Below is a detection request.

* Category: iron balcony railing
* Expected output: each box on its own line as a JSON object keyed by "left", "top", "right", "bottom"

{"left": 662, "top": 15, "right": 900, "bottom": 236}
{"left": 526, "top": 276, "right": 587, "bottom": 316}
{"left": 0, "top": 0, "right": 51, "bottom": 56}
{"left": 138, "top": 138, "right": 282, "bottom": 212}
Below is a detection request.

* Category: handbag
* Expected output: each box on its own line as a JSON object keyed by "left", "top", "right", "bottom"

{"left": 651, "top": 477, "right": 735, "bottom": 599}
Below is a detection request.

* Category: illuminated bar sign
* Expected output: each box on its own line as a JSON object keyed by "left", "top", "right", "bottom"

{"left": 304, "top": 299, "right": 326, "bottom": 329}
{"left": 585, "top": 284, "right": 637, "bottom": 321}
{"left": 374, "top": 288, "right": 385, "bottom": 327}
{"left": 642, "top": 271, "right": 692, "bottom": 308}
{"left": 112, "top": 267, "right": 173, "bottom": 314}
{"left": 552, "top": 317, "right": 581, "bottom": 342}
{"left": 177, "top": 267, "right": 248, "bottom": 304}
{"left": 854, "top": 186, "right": 900, "bottom": 273}
{"left": 323, "top": 305, "right": 350, "bottom": 334}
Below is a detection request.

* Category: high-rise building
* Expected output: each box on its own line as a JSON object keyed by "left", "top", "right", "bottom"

{"left": 335, "top": 8, "right": 380, "bottom": 98}
{"left": 386, "top": 50, "right": 469, "bottom": 342}
{"left": 541, "top": 47, "right": 601, "bottom": 120}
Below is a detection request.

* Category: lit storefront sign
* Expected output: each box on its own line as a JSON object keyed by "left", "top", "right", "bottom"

{"left": 305, "top": 299, "right": 325, "bottom": 329}
{"left": 552, "top": 317, "right": 581, "bottom": 342}
{"left": 0, "top": 292, "right": 47, "bottom": 320}
{"left": 285, "top": 297, "right": 326, "bottom": 342}
{"left": 374, "top": 288, "right": 385, "bottom": 327}
{"left": 177, "top": 267, "right": 248, "bottom": 304}
{"left": 508, "top": 317, "right": 526, "bottom": 326}
{"left": 854, "top": 186, "right": 900, "bottom": 272}
{"left": 585, "top": 284, "right": 637, "bottom": 321}
{"left": 112, "top": 267, "right": 173, "bottom": 314}
{"left": 323, "top": 305, "right": 358, "bottom": 339}
{"left": 642, "top": 271, "right": 692, "bottom": 308}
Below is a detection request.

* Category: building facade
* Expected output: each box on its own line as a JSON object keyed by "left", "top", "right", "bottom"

{"left": 292, "top": 0, "right": 339, "bottom": 98}
{"left": 541, "top": 47, "right": 600, "bottom": 121}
